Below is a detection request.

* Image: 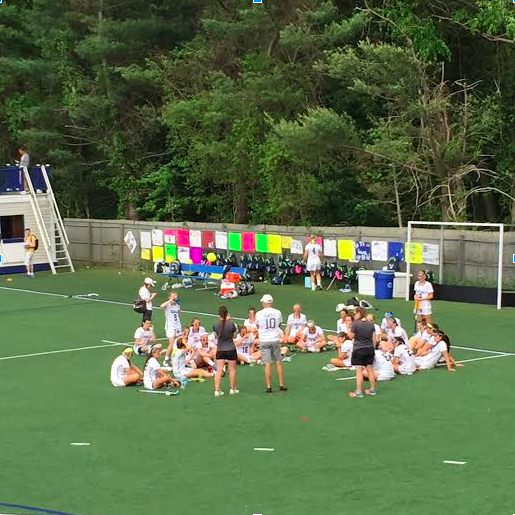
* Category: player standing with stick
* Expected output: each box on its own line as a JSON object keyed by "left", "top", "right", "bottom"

{"left": 256, "top": 294, "right": 288, "bottom": 393}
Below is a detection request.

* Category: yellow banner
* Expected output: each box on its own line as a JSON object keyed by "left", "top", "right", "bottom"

{"left": 152, "top": 246, "right": 164, "bottom": 261}
{"left": 337, "top": 239, "right": 355, "bottom": 260}
{"left": 405, "top": 242, "right": 423, "bottom": 264}
{"left": 281, "top": 235, "right": 292, "bottom": 249}
{"left": 267, "top": 234, "right": 282, "bottom": 254}
{"left": 141, "top": 248, "right": 151, "bottom": 261}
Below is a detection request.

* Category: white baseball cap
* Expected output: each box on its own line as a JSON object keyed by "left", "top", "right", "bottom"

{"left": 260, "top": 294, "right": 274, "bottom": 303}
{"left": 144, "top": 277, "right": 156, "bottom": 286}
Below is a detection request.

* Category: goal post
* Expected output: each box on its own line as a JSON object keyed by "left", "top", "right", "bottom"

{"left": 406, "top": 221, "right": 505, "bottom": 310}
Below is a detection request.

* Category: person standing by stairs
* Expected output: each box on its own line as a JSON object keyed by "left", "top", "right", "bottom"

{"left": 24, "top": 227, "right": 37, "bottom": 277}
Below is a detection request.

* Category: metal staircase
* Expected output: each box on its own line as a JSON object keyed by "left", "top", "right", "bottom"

{"left": 22, "top": 165, "right": 75, "bottom": 274}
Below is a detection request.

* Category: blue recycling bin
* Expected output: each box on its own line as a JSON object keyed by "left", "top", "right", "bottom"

{"left": 374, "top": 271, "right": 394, "bottom": 299}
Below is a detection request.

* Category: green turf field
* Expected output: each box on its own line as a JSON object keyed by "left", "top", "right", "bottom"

{"left": 0, "top": 268, "right": 514, "bottom": 515}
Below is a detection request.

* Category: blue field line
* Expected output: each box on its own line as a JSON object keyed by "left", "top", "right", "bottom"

{"left": 0, "top": 501, "right": 86, "bottom": 515}
{"left": 1, "top": 285, "right": 514, "bottom": 357}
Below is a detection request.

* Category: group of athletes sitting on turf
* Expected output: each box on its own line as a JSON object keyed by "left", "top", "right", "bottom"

{"left": 110, "top": 269, "right": 458, "bottom": 391}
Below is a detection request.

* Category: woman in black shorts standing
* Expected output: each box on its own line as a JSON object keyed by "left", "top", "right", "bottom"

{"left": 347, "top": 306, "right": 377, "bottom": 398}
{"left": 213, "top": 305, "right": 239, "bottom": 397}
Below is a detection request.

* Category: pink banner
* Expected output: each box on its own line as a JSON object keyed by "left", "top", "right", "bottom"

{"left": 242, "top": 232, "right": 256, "bottom": 252}
{"left": 189, "top": 247, "right": 203, "bottom": 264}
{"left": 177, "top": 228, "right": 190, "bottom": 246}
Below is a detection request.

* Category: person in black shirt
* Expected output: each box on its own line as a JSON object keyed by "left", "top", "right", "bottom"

{"left": 347, "top": 307, "right": 377, "bottom": 398}
{"left": 213, "top": 305, "right": 239, "bottom": 397}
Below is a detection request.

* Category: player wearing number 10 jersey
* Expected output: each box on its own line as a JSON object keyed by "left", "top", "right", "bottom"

{"left": 255, "top": 294, "right": 288, "bottom": 393}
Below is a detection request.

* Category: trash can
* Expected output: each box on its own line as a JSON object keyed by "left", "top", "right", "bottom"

{"left": 373, "top": 271, "right": 394, "bottom": 299}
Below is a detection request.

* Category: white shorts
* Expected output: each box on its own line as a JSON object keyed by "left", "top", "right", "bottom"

{"left": 306, "top": 258, "right": 321, "bottom": 272}
{"left": 25, "top": 252, "right": 34, "bottom": 265}
{"left": 417, "top": 306, "right": 432, "bottom": 315}
{"left": 144, "top": 378, "right": 155, "bottom": 390}
{"left": 166, "top": 326, "right": 182, "bottom": 339}
{"left": 415, "top": 354, "right": 439, "bottom": 370}
{"left": 398, "top": 365, "right": 416, "bottom": 375}
{"left": 111, "top": 376, "right": 126, "bottom": 387}
{"left": 376, "top": 372, "right": 395, "bottom": 381}
{"left": 174, "top": 367, "right": 192, "bottom": 380}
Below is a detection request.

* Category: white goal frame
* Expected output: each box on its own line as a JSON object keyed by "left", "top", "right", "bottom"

{"left": 406, "top": 221, "right": 505, "bottom": 310}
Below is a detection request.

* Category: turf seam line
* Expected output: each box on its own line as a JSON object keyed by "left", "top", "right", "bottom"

{"left": 2, "top": 285, "right": 514, "bottom": 356}
{"left": 0, "top": 501, "right": 86, "bottom": 515}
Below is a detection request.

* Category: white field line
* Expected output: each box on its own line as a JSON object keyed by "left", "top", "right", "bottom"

{"left": 0, "top": 342, "right": 122, "bottom": 361}
{"left": 2, "top": 285, "right": 514, "bottom": 357}
{"left": 335, "top": 353, "right": 512, "bottom": 379}
{"left": 443, "top": 460, "right": 466, "bottom": 465}
{"left": 253, "top": 448, "right": 275, "bottom": 452}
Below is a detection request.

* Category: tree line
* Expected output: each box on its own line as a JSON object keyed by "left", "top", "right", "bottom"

{"left": 1, "top": 0, "right": 514, "bottom": 227}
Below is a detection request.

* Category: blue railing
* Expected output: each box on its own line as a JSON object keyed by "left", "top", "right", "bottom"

{"left": 0, "top": 165, "right": 51, "bottom": 193}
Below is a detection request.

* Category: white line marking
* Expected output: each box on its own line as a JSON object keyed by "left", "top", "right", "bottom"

{"left": 0, "top": 343, "right": 121, "bottom": 361}
{"left": 438, "top": 353, "right": 512, "bottom": 365}
{"left": 254, "top": 448, "right": 275, "bottom": 452}
{"left": 443, "top": 460, "right": 466, "bottom": 465}
{"left": 70, "top": 442, "right": 91, "bottom": 446}
{"left": 3, "top": 286, "right": 515, "bottom": 357}
{"left": 0, "top": 286, "right": 68, "bottom": 298}
{"left": 335, "top": 376, "right": 357, "bottom": 381}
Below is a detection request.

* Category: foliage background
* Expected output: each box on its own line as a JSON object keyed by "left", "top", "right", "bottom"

{"left": 1, "top": 0, "right": 514, "bottom": 226}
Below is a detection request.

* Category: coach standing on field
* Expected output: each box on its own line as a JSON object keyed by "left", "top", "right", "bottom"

{"left": 256, "top": 294, "right": 288, "bottom": 393}
{"left": 138, "top": 277, "right": 157, "bottom": 322}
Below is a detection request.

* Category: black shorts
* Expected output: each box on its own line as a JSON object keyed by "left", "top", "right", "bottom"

{"left": 216, "top": 349, "right": 238, "bottom": 361}
{"left": 351, "top": 347, "right": 375, "bottom": 366}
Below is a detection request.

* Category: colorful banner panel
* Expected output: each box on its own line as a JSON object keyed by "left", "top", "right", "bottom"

{"left": 242, "top": 232, "right": 256, "bottom": 252}
{"left": 202, "top": 230, "right": 215, "bottom": 249}
{"left": 189, "top": 247, "right": 203, "bottom": 264}
{"left": 323, "top": 238, "right": 337, "bottom": 257}
{"left": 164, "top": 244, "right": 177, "bottom": 262}
{"left": 176, "top": 229, "right": 190, "bottom": 247}
{"left": 215, "top": 231, "right": 227, "bottom": 250}
{"left": 256, "top": 233, "right": 268, "bottom": 253}
{"left": 152, "top": 246, "right": 164, "bottom": 262}
{"left": 267, "top": 234, "right": 282, "bottom": 254}
{"left": 228, "top": 232, "right": 242, "bottom": 252}
{"left": 337, "top": 239, "right": 355, "bottom": 260}
{"left": 405, "top": 242, "right": 423, "bottom": 264}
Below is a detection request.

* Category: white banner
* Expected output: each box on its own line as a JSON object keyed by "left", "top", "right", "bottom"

{"left": 189, "top": 229, "right": 202, "bottom": 248}
{"left": 140, "top": 231, "right": 152, "bottom": 249}
{"left": 164, "top": 233, "right": 175, "bottom": 244}
{"left": 290, "top": 239, "right": 303, "bottom": 255}
{"left": 215, "top": 231, "right": 227, "bottom": 250}
{"left": 371, "top": 240, "right": 388, "bottom": 261}
{"left": 178, "top": 246, "right": 190, "bottom": 263}
{"left": 151, "top": 229, "right": 163, "bottom": 246}
{"left": 124, "top": 231, "right": 137, "bottom": 254}
{"left": 422, "top": 243, "right": 440, "bottom": 265}
{"left": 323, "top": 238, "right": 337, "bottom": 257}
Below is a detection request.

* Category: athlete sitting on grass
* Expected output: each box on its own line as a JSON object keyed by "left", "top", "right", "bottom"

{"left": 414, "top": 330, "right": 458, "bottom": 372}
{"left": 144, "top": 345, "right": 181, "bottom": 390}
{"left": 191, "top": 333, "right": 217, "bottom": 370}
{"left": 110, "top": 347, "right": 143, "bottom": 387}
{"left": 409, "top": 322, "right": 439, "bottom": 354}
{"left": 133, "top": 319, "right": 157, "bottom": 356}
{"left": 235, "top": 325, "right": 259, "bottom": 365}
{"left": 327, "top": 309, "right": 350, "bottom": 350}
{"left": 284, "top": 303, "right": 307, "bottom": 344}
{"left": 323, "top": 333, "right": 353, "bottom": 371}
{"left": 172, "top": 339, "right": 214, "bottom": 381}
{"left": 391, "top": 337, "right": 416, "bottom": 376}
{"left": 386, "top": 317, "right": 409, "bottom": 345}
{"left": 297, "top": 321, "right": 326, "bottom": 352}
{"left": 363, "top": 340, "right": 395, "bottom": 382}
{"left": 366, "top": 313, "right": 381, "bottom": 345}
{"left": 187, "top": 318, "right": 207, "bottom": 348}
{"left": 244, "top": 307, "right": 258, "bottom": 333}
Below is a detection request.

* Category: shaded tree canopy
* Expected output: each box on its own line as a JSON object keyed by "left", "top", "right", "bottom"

{"left": 1, "top": 0, "right": 515, "bottom": 226}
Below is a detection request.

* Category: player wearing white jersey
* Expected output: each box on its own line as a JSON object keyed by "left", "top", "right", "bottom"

{"left": 386, "top": 318, "right": 409, "bottom": 345}
{"left": 133, "top": 319, "right": 157, "bottom": 356}
{"left": 380, "top": 312, "right": 401, "bottom": 334}
{"left": 110, "top": 347, "right": 142, "bottom": 387}
{"left": 415, "top": 331, "right": 457, "bottom": 371}
{"left": 187, "top": 318, "right": 207, "bottom": 348}
{"left": 408, "top": 319, "right": 430, "bottom": 351}
{"left": 284, "top": 303, "right": 307, "bottom": 343}
{"left": 256, "top": 294, "right": 287, "bottom": 393}
{"left": 414, "top": 270, "right": 434, "bottom": 322}
{"left": 304, "top": 235, "right": 323, "bottom": 290}
{"left": 192, "top": 333, "right": 217, "bottom": 369}
{"left": 235, "top": 325, "right": 259, "bottom": 364}
{"left": 392, "top": 338, "right": 416, "bottom": 375}
{"left": 366, "top": 313, "right": 382, "bottom": 345}
{"left": 143, "top": 345, "right": 180, "bottom": 390}
{"left": 243, "top": 307, "right": 258, "bottom": 333}
{"left": 363, "top": 341, "right": 395, "bottom": 382}
{"left": 298, "top": 321, "right": 326, "bottom": 352}
{"left": 327, "top": 339, "right": 353, "bottom": 370}
{"left": 161, "top": 292, "right": 182, "bottom": 367}
{"left": 172, "top": 339, "right": 214, "bottom": 381}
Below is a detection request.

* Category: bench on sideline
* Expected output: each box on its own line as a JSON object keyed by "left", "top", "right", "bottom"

{"left": 157, "top": 263, "right": 248, "bottom": 290}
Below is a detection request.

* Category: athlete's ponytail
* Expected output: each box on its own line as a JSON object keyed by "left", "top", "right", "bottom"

{"left": 218, "top": 305, "right": 228, "bottom": 336}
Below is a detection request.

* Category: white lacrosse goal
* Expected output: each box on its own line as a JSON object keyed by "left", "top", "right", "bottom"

{"left": 406, "top": 221, "right": 505, "bottom": 310}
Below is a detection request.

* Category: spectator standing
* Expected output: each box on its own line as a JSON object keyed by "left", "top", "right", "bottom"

{"left": 138, "top": 278, "right": 157, "bottom": 322}
{"left": 23, "top": 228, "right": 37, "bottom": 277}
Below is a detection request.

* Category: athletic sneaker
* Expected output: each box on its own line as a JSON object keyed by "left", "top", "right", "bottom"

{"left": 349, "top": 390, "right": 364, "bottom": 398}
{"left": 365, "top": 389, "right": 377, "bottom": 396}
{"left": 282, "top": 356, "right": 293, "bottom": 363}
{"left": 279, "top": 385, "right": 288, "bottom": 391}
{"left": 229, "top": 388, "right": 240, "bottom": 395}
{"left": 214, "top": 390, "right": 225, "bottom": 397}
{"left": 266, "top": 387, "right": 273, "bottom": 393}
{"left": 322, "top": 364, "right": 340, "bottom": 372}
